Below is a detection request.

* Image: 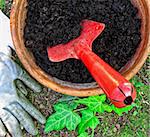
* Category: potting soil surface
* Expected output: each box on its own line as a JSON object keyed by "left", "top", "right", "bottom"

{"left": 24, "top": 0, "right": 141, "bottom": 83}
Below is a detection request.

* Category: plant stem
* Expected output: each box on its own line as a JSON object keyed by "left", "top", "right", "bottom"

{"left": 74, "top": 107, "right": 87, "bottom": 112}
{"left": 91, "top": 128, "right": 94, "bottom": 137}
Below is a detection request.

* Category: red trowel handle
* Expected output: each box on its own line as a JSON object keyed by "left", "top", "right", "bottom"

{"left": 74, "top": 42, "right": 136, "bottom": 108}
{"left": 47, "top": 20, "right": 136, "bottom": 108}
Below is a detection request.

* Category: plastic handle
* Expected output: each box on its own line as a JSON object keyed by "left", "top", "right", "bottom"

{"left": 74, "top": 42, "right": 136, "bottom": 108}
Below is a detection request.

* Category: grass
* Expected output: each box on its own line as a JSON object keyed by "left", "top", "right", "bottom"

{"left": 0, "top": 0, "right": 5, "bottom": 9}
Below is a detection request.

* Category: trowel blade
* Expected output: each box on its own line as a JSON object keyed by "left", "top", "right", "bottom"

{"left": 47, "top": 20, "right": 105, "bottom": 62}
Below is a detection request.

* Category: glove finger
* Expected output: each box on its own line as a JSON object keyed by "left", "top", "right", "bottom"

{"left": 6, "top": 103, "right": 38, "bottom": 135}
{"left": 0, "top": 119, "right": 7, "bottom": 137}
{"left": 15, "top": 79, "right": 28, "bottom": 96}
{"left": 18, "top": 93, "right": 46, "bottom": 124}
{"left": 0, "top": 52, "right": 21, "bottom": 78}
{"left": 19, "top": 70, "right": 42, "bottom": 93}
{"left": 0, "top": 109, "right": 22, "bottom": 137}
{"left": 0, "top": 52, "right": 42, "bottom": 93}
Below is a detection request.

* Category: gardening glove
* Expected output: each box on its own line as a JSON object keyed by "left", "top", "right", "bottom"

{"left": 0, "top": 10, "right": 46, "bottom": 137}
{"left": 0, "top": 10, "right": 14, "bottom": 55}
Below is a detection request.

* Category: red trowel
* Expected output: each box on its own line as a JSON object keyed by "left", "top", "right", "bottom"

{"left": 47, "top": 20, "right": 136, "bottom": 108}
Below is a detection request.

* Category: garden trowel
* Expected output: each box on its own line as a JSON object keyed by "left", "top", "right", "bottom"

{"left": 47, "top": 20, "right": 136, "bottom": 108}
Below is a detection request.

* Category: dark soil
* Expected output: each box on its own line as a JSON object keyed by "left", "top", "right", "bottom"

{"left": 24, "top": 0, "right": 141, "bottom": 83}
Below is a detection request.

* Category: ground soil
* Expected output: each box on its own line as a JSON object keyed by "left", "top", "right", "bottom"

{"left": 24, "top": 0, "right": 142, "bottom": 83}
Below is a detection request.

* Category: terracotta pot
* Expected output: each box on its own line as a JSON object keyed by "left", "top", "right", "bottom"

{"left": 10, "top": 0, "right": 150, "bottom": 97}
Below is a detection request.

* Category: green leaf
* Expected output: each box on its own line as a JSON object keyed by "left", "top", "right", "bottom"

{"left": 78, "top": 132, "right": 89, "bottom": 137}
{"left": 112, "top": 105, "right": 133, "bottom": 116}
{"left": 58, "top": 95, "right": 78, "bottom": 109}
{"left": 45, "top": 103, "right": 81, "bottom": 133}
{"left": 130, "top": 77, "right": 146, "bottom": 89}
{"left": 134, "top": 82, "right": 145, "bottom": 88}
{"left": 76, "top": 95, "right": 112, "bottom": 113}
{"left": 0, "top": 0, "right": 5, "bottom": 9}
{"left": 78, "top": 109, "right": 99, "bottom": 134}
{"left": 69, "top": 101, "right": 78, "bottom": 110}
{"left": 102, "top": 104, "right": 113, "bottom": 112}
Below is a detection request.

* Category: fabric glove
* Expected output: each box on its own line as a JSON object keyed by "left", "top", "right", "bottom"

{"left": 0, "top": 10, "right": 46, "bottom": 137}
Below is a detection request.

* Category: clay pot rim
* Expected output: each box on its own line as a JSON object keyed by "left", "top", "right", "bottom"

{"left": 10, "top": 0, "right": 150, "bottom": 97}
